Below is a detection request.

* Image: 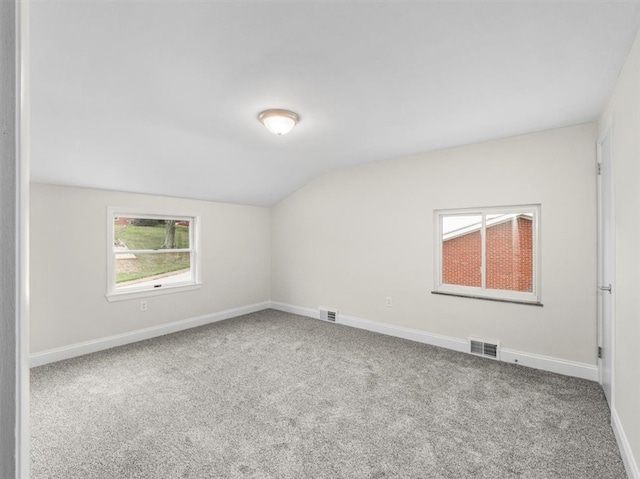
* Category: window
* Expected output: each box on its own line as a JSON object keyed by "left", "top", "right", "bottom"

{"left": 106, "top": 209, "right": 201, "bottom": 301}
{"left": 434, "top": 205, "right": 540, "bottom": 304}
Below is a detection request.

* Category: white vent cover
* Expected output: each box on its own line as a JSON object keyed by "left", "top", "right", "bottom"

{"left": 469, "top": 338, "right": 500, "bottom": 360}
{"left": 319, "top": 308, "right": 337, "bottom": 322}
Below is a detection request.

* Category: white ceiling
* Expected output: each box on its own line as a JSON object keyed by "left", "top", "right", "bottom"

{"left": 30, "top": 1, "right": 640, "bottom": 207}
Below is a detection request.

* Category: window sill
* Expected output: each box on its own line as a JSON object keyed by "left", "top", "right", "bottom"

{"left": 431, "top": 290, "right": 543, "bottom": 307}
{"left": 106, "top": 282, "right": 202, "bottom": 302}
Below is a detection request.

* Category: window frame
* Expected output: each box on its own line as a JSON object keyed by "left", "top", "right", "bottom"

{"left": 433, "top": 204, "right": 541, "bottom": 305}
{"left": 106, "top": 207, "right": 202, "bottom": 302}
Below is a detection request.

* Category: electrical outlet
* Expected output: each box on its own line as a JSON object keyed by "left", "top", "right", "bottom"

{"left": 140, "top": 301, "right": 148, "bottom": 312}
{"left": 385, "top": 297, "right": 392, "bottom": 307}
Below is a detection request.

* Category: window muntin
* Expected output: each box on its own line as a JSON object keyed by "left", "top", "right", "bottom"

{"left": 435, "top": 205, "right": 540, "bottom": 303}
{"left": 107, "top": 211, "right": 200, "bottom": 299}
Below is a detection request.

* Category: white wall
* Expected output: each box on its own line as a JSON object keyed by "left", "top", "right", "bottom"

{"left": 272, "top": 123, "right": 598, "bottom": 365}
{"left": 30, "top": 183, "right": 271, "bottom": 354}
{"left": 600, "top": 26, "right": 640, "bottom": 478}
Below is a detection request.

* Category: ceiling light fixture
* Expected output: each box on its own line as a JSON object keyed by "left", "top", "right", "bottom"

{"left": 258, "top": 109, "right": 299, "bottom": 135}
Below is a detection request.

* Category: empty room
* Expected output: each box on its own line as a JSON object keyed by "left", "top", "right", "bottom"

{"left": 2, "top": 1, "right": 640, "bottom": 478}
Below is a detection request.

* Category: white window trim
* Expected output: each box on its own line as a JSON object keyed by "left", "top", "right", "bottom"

{"left": 433, "top": 204, "right": 542, "bottom": 304}
{"left": 106, "top": 207, "right": 202, "bottom": 302}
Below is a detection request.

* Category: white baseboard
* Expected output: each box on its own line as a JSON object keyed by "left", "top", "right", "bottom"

{"left": 30, "top": 301, "right": 271, "bottom": 367}
{"left": 339, "top": 312, "right": 469, "bottom": 353}
{"left": 269, "top": 301, "right": 598, "bottom": 381}
{"left": 612, "top": 407, "right": 640, "bottom": 479}
{"left": 500, "top": 349, "right": 598, "bottom": 381}
{"left": 269, "top": 301, "right": 468, "bottom": 352}
{"left": 269, "top": 301, "right": 319, "bottom": 320}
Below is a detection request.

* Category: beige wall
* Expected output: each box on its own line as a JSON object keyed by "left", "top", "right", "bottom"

{"left": 272, "top": 123, "right": 598, "bottom": 364}
{"left": 30, "top": 183, "right": 271, "bottom": 353}
{"left": 600, "top": 26, "right": 640, "bottom": 476}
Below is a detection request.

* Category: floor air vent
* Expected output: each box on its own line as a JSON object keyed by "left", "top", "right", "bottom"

{"left": 469, "top": 338, "right": 500, "bottom": 360}
{"left": 319, "top": 308, "right": 337, "bottom": 322}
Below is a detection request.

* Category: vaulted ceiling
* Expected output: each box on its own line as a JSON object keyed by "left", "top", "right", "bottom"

{"left": 30, "top": 1, "right": 640, "bottom": 206}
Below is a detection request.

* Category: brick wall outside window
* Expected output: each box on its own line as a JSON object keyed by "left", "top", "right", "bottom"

{"left": 442, "top": 229, "right": 482, "bottom": 287}
{"left": 443, "top": 216, "right": 533, "bottom": 292}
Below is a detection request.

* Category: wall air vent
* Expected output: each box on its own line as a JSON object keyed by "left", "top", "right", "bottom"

{"left": 319, "top": 308, "right": 337, "bottom": 322}
{"left": 469, "top": 338, "right": 500, "bottom": 360}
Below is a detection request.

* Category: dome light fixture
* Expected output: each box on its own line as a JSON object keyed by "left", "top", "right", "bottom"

{"left": 258, "top": 109, "right": 299, "bottom": 135}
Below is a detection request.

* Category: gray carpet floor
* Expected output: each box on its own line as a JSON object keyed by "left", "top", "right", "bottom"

{"left": 31, "top": 309, "right": 626, "bottom": 478}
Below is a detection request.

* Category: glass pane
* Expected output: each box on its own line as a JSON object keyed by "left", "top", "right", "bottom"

{"left": 114, "top": 217, "right": 190, "bottom": 251}
{"left": 442, "top": 215, "right": 482, "bottom": 287}
{"left": 115, "top": 252, "right": 191, "bottom": 289}
{"left": 485, "top": 213, "right": 533, "bottom": 292}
